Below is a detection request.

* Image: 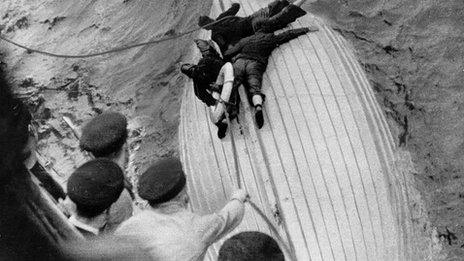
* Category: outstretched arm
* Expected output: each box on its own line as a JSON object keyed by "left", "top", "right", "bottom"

{"left": 223, "top": 41, "right": 245, "bottom": 61}
{"left": 202, "top": 189, "right": 248, "bottom": 245}
{"left": 274, "top": 27, "right": 317, "bottom": 45}
{"left": 217, "top": 3, "right": 240, "bottom": 20}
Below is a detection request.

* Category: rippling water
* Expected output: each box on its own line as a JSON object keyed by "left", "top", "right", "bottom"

{"left": 308, "top": 0, "right": 464, "bottom": 258}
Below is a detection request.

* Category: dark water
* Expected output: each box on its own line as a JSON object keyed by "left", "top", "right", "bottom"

{"left": 306, "top": 0, "right": 464, "bottom": 258}
{"left": 1, "top": 0, "right": 463, "bottom": 258}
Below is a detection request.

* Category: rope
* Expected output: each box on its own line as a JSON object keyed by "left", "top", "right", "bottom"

{"left": 224, "top": 107, "right": 296, "bottom": 261}
{"left": 0, "top": 15, "right": 232, "bottom": 59}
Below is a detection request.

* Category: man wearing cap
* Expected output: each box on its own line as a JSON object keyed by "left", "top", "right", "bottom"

{"left": 218, "top": 231, "right": 285, "bottom": 261}
{"left": 67, "top": 159, "right": 125, "bottom": 238}
{"left": 199, "top": 0, "right": 308, "bottom": 54}
{"left": 62, "top": 112, "right": 134, "bottom": 233}
{"left": 116, "top": 157, "right": 248, "bottom": 261}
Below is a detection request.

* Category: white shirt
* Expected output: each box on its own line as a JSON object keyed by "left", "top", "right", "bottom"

{"left": 116, "top": 199, "right": 244, "bottom": 261}
{"left": 211, "top": 62, "right": 235, "bottom": 123}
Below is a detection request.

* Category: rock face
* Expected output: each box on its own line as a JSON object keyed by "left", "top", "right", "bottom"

{"left": 0, "top": 0, "right": 210, "bottom": 189}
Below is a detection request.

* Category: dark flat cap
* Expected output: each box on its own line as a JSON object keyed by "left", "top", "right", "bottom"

{"left": 138, "top": 157, "right": 186, "bottom": 204}
{"left": 80, "top": 112, "right": 128, "bottom": 157}
{"left": 218, "top": 232, "right": 284, "bottom": 261}
{"left": 67, "top": 159, "right": 125, "bottom": 215}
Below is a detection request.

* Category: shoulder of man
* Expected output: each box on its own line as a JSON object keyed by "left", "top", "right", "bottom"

{"left": 115, "top": 211, "right": 152, "bottom": 235}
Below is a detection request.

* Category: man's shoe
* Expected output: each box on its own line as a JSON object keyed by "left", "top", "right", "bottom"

{"left": 255, "top": 106, "right": 264, "bottom": 129}
{"left": 217, "top": 121, "right": 228, "bottom": 139}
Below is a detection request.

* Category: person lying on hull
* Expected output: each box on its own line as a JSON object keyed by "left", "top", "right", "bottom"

{"left": 199, "top": 0, "right": 308, "bottom": 54}
{"left": 67, "top": 159, "right": 126, "bottom": 239}
{"left": 181, "top": 39, "right": 238, "bottom": 139}
{"left": 116, "top": 157, "right": 249, "bottom": 261}
{"left": 224, "top": 22, "right": 318, "bottom": 128}
{"left": 61, "top": 112, "right": 134, "bottom": 233}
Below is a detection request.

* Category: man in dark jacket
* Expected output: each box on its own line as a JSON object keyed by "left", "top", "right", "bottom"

{"left": 223, "top": 24, "right": 318, "bottom": 129}
{"left": 181, "top": 39, "right": 239, "bottom": 138}
{"left": 199, "top": 0, "right": 308, "bottom": 53}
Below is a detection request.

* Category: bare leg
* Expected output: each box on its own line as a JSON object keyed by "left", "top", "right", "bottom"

{"left": 292, "top": 0, "right": 307, "bottom": 7}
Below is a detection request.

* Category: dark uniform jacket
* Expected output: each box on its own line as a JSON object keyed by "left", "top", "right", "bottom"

{"left": 210, "top": 3, "right": 254, "bottom": 54}
{"left": 224, "top": 28, "right": 310, "bottom": 65}
{"left": 210, "top": 2, "right": 305, "bottom": 54}
{"left": 191, "top": 40, "right": 226, "bottom": 106}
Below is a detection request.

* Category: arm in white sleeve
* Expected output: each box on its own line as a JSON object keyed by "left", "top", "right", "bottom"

{"left": 202, "top": 199, "right": 245, "bottom": 246}
{"left": 218, "top": 62, "right": 234, "bottom": 102}
{"left": 210, "top": 62, "right": 234, "bottom": 123}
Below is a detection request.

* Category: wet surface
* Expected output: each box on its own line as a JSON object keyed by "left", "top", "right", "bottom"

{"left": 0, "top": 0, "right": 463, "bottom": 258}
{"left": 306, "top": 0, "right": 464, "bottom": 258}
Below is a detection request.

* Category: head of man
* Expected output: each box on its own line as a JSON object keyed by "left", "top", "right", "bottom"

{"left": 182, "top": 57, "right": 224, "bottom": 86}
{"left": 198, "top": 16, "right": 215, "bottom": 30}
{"left": 218, "top": 231, "right": 284, "bottom": 261}
{"left": 138, "top": 157, "right": 188, "bottom": 208}
{"left": 80, "top": 112, "right": 129, "bottom": 168}
{"left": 67, "top": 159, "right": 125, "bottom": 227}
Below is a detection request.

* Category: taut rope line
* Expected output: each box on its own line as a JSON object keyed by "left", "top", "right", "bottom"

{"left": 224, "top": 104, "right": 296, "bottom": 261}
{"left": 0, "top": 16, "right": 232, "bottom": 59}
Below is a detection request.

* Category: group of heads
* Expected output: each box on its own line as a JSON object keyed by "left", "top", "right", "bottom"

{"left": 68, "top": 112, "right": 285, "bottom": 260}
{"left": 68, "top": 112, "right": 188, "bottom": 220}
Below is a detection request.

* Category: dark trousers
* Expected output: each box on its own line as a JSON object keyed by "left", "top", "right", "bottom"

{"left": 250, "top": 2, "right": 306, "bottom": 33}
{"left": 249, "top": 0, "right": 291, "bottom": 21}
{"left": 233, "top": 58, "right": 266, "bottom": 103}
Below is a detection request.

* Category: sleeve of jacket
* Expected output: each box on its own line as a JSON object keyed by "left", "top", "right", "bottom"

{"left": 223, "top": 40, "right": 245, "bottom": 61}
{"left": 200, "top": 199, "right": 245, "bottom": 246}
{"left": 216, "top": 3, "right": 240, "bottom": 20}
{"left": 194, "top": 82, "right": 216, "bottom": 106}
{"left": 274, "top": 27, "right": 310, "bottom": 45}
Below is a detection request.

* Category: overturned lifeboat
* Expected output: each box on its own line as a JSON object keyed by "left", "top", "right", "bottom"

{"left": 180, "top": 0, "right": 416, "bottom": 260}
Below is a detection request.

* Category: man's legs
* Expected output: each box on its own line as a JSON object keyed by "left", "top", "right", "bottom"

{"left": 210, "top": 91, "right": 229, "bottom": 139}
{"left": 267, "top": 3, "right": 307, "bottom": 31}
{"left": 248, "top": 0, "right": 290, "bottom": 24}
{"left": 210, "top": 84, "right": 234, "bottom": 139}
{"left": 252, "top": 1, "right": 307, "bottom": 33}
{"left": 245, "top": 60, "right": 266, "bottom": 129}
